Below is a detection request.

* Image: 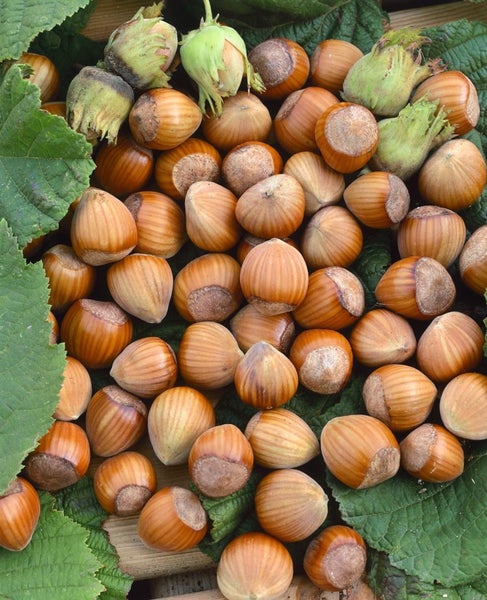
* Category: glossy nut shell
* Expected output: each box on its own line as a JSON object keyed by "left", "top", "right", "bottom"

{"left": 315, "top": 102, "right": 379, "bottom": 173}
{"left": 177, "top": 321, "right": 243, "bottom": 390}
{"left": 124, "top": 190, "right": 187, "bottom": 258}
{"left": 129, "top": 87, "right": 202, "bottom": 150}
{"left": 0, "top": 477, "right": 41, "bottom": 551}
{"left": 173, "top": 252, "right": 243, "bottom": 323}
{"left": 283, "top": 151, "right": 345, "bottom": 216}
{"left": 94, "top": 130, "right": 154, "bottom": 197}
{"left": 234, "top": 341, "right": 298, "bottom": 410}
{"left": 439, "top": 372, "right": 487, "bottom": 440}
{"left": 255, "top": 469, "right": 328, "bottom": 542}
{"left": 459, "top": 224, "right": 487, "bottom": 295}
{"left": 244, "top": 408, "right": 319, "bottom": 469}
{"left": 239, "top": 237, "right": 309, "bottom": 316}
{"left": 60, "top": 299, "right": 133, "bottom": 370}
{"left": 188, "top": 424, "right": 254, "bottom": 498}
{"left": 54, "top": 355, "right": 92, "bottom": 421}
{"left": 374, "top": 256, "right": 456, "bottom": 320}
{"left": 293, "top": 266, "right": 364, "bottom": 330}
{"left": 235, "top": 173, "right": 305, "bottom": 239}
{"left": 148, "top": 386, "right": 216, "bottom": 465}
{"left": 397, "top": 205, "right": 467, "bottom": 267}
{"left": 221, "top": 141, "right": 283, "bottom": 197}
{"left": 70, "top": 187, "right": 137, "bottom": 266}
{"left": 41, "top": 244, "right": 96, "bottom": 313}
{"left": 300, "top": 205, "right": 363, "bottom": 269}
{"left": 230, "top": 303, "right": 296, "bottom": 354}
{"left": 24, "top": 421, "right": 90, "bottom": 491}
{"left": 289, "top": 329, "right": 353, "bottom": 395}
{"left": 185, "top": 181, "right": 242, "bottom": 252}
{"left": 85, "top": 385, "right": 147, "bottom": 457}
{"left": 274, "top": 86, "right": 339, "bottom": 154}
{"left": 349, "top": 308, "right": 417, "bottom": 367}
{"left": 309, "top": 39, "right": 364, "bottom": 92}
{"left": 362, "top": 364, "right": 437, "bottom": 432}
{"left": 217, "top": 531, "right": 294, "bottom": 600}
{"left": 320, "top": 414, "right": 400, "bottom": 489}
{"left": 248, "top": 37, "right": 310, "bottom": 101}
{"left": 137, "top": 486, "right": 208, "bottom": 552}
{"left": 154, "top": 137, "right": 222, "bottom": 200}
{"left": 343, "top": 170, "right": 410, "bottom": 229}
{"left": 303, "top": 525, "right": 367, "bottom": 592}
{"left": 109, "top": 336, "right": 178, "bottom": 399}
{"left": 411, "top": 70, "right": 480, "bottom": 136}
{"left": 417, "top": 138, "right": 487, "bottom": 212}
{"left": 107, "top": 253, "right": 174, "bottom": 323}
{"left": 399, "top": 423, "right": 464, "bottom": 483}
{"left": 93, "top": 451, "right": 157, "bottom": 516}
{"left": 416, "top": 311, "right": 484, "bottom": 383}
{"left": 201, "top": 91, "right": 272, "bottom": 153}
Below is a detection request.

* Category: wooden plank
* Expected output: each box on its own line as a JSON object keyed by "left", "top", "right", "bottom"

{"left": 104, "top": 514, "right": 215, "bottom": 580}
{"left": 150, "top": 575, "right": 376, "bottom": 600}
{"left": 153, "top": 575, "right": 338, "bottom": 600}
{"left": 389, "top": 1, "right": 487, "bottom": 28}
{"left": 89, "top": 438, "right": 210, "bottom": 581}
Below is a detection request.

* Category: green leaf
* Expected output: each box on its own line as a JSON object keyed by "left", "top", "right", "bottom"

{"left": 350, "top": 229, "right": 393, "bottom": 310}
{"left": 0, "top": 219, "right": 65, "bottom": 494}
{"left": 214, "top": 0, "right": 387, "bottom": 54}
{"left": 0, "top": 0, "right": 91, "bottom": 61}
{"left": 424, "top": 20, "right": 487, "bottom": 151}
{"left": 330, "top": 441, "right": 487, "bottom": 587}
{"left": 288, "top": 375, "right": 366, "bottom": 437}
{"left": 194, "top": 468, "right": 264, "bottom": 544}
{"left": 29, "top": 2, "right": 106, "bottom": 98}
{"left": 0, "top": 64, "right": 94, "bottom": 248}
{"left": 0, "top": 491, "right": 104, "bottom": 599}
{"left": 55, "top": 478, "right": 133, "bottom": 600}
{"left": 368, "top": 550, "right": 487, "bottom": 600}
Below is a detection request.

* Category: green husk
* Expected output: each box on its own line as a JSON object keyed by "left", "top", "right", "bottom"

{"left": 342, "top": 28, "right": 444, "bottom": 117}
{"left": 103, "top": 3, "right": 178, "bottom": 90}
{"left": 369, "top": 96, "right": 455, "bottom": 181}
{"left": 179, "top": 0, "right": 264, "bottom": 115}
{"left": 66, "top": 65, "right": 134, "bottom": 144}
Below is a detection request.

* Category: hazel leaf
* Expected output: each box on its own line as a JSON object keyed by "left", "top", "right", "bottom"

{"left": 423, "top": 19, "right": 487, "bottom": 151}
{"left": 0, "top": 0, "right": 91, "bottom": 60}
{"left": 0, "top": 491, "right": 104, "bottom": 599}
{"left": 214, "top": 0, "right": 387, "bottom": 56}
{"left": 55, "top": 478, "right": 133, "bottom": 600}
{"left": 0, "top": 219, "right": 66, "bottom": 495}
{"left": 330, "top": 441, "right": 487, "bottom": 587}
{"left": 184, "top": 0, "right": 387, "bottom": 53}
{"left": 0, "top": 64, "right": 94, "bottom": 248}
{"left": 367, "top": 549, "right": 487, "bottom": 600}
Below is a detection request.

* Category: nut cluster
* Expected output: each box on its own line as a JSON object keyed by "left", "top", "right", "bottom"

{"left": 7, "top": 29, "right": 487, "bottom": 599}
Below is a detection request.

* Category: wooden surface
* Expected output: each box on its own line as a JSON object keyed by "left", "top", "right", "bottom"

{"left": 80, "top": 1, "right": 487, "bottom": 596}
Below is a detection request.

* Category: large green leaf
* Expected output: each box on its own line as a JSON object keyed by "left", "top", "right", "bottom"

{"left": 29, "top": 2, "right": 106, "bottom": 98}
{"left": 55, "top": 478, "right": 133, "bottom": 600}
{"left": 368, "top": 550, "right": 487, "bottom": 600}
{"left": 0, "top": 219, "right": 66, "bottom": 494}
{"left": 0, "top": 492, "right": 104, "bottom": 600}
{"left": 424, "top": 20, "right": 487, "bottom": 150}
{"left": 0, "top": 0, "right": 91, "bottom": 60}
{"left": 0, "top": 64, "right": 94, "bottom": 248}
{"left": 330, "top": 441, "right": 487, "bottom": 588}
{"left": 230, "top": 0, "right": 387, "bottom": 54}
